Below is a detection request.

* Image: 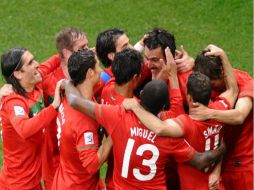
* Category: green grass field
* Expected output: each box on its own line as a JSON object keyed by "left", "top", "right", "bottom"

{"left": 0, "top": 0, "right": 253, "bottom": 181}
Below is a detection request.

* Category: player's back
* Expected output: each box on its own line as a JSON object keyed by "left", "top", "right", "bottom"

{"left": 95, "top": 105, "right": 194, "bottom": 190}
{"left": 52, "top": 98, "right": 101, "bottom": 190}
{"left": 173, "top": 114, "right": 224, "bottom": 190}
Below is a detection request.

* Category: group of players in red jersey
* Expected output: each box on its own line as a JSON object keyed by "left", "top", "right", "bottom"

{"left": 0, "top": 27, "right": 252, "bottom": 190}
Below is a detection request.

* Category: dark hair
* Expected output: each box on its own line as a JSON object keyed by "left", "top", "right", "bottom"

{"left": 140, "top": 80, "right": 169, "bottom": 115}
{"left": 96, "top": 28, "right": 124, "bottom": 68}
{"left": 112, "top": 48, "right": 142, "bottom": 85}
{"left": 187, "top": 71, "right": 211, "bottom": 105}
{"left": 56, "top": 28, "right": 86, "bottom": 58}
{"left": 193, "top": 52, "right": 223, "bottom": 80}
{"left": 144, "top": 28, "right": 176, "bottom": 58}
{"left": 68, "top": 49, "right": 96, "bottom": 86}
{"left": 1, "top": 48, "right": 28, "bottom": 97}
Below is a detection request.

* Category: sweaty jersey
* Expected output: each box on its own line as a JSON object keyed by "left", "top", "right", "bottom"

{"left": 52, "top": 97, "right": 103, "bottom": 190}
{"left": 95, "top": 104, "right": 195, "bottom": 190}
{"left": 0, "top": 87, "right": 58, "bottom": 189}
{"left": 172, "top": 97, "right": 230, "bottom": 190}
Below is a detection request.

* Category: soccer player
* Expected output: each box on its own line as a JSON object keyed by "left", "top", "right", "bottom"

{"left": 100, "top": 48, "right": 142, "bottom": 190}
{"left": 143, "top": 27, "right": 194, "bottom": 109}
{"left": 0, "top": 28, "right": 89, "bottom": 189}
{"left": 40, "top": 28, "right": 89, "bottom": 189}
{"left": 189, "top": 48, "right": 253, "bottom": 190}
{"left": 122, "top": 44, "right": 238, "bottom": 190}
{"left": 0, "top": 48, "right": 61, "bottom": 189}
{"left": 61, "top": 76, "right": 227, "bottom": 190}
{"left": 52, "top": 49, "right": 112, "bottom": 190}
{"left": 94, "top": 28, "right": 151, "bottom": 97}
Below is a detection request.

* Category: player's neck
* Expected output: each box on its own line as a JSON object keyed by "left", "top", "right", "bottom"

{"left": 114, "top": 83, "right": 133, "bottom": 98}
{"left": 76, "top": 81, "right": 94, "bottom": 100}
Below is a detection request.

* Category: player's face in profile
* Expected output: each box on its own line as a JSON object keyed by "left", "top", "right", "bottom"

{"left": 115, "top": 34, "right": 133, "bottom": 53}
{"left": 17, "top": 51, "right": 42, "bottom": 86}
{"left": 144, "top": 46, "right": 167, "bottom": 81}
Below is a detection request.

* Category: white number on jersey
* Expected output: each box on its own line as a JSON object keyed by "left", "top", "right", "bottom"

{"left": 121, "top": 138, "right": 159, "bottom": 181}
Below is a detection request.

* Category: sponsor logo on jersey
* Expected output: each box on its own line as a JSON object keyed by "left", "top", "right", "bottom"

{"left": 14, "top": 106, "right": 25, "bottom": 116}
{"left": 84, "top": 132, "right": 94, "bottom": 145}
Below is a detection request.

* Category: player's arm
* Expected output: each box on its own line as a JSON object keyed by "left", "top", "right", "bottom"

{"left": 63, "top": 80, "right": 96, "bottom": 119}
{"left": 97, "top": 136, "right": 113, "bottom": 167}
{"left": 7, "top": 80, "right": 62, "bottom": 139}
{"left": 78, "top": 136, "right": 112, "bottom": 174}
{"left": 38, "top": 54, "right": 61, "bottom": 78}
{"left": 188, "top": 141, "right": 225, "bottom": 171}
{"left": 208, "top": 160, "right": 222, "bottom": 190}
{"left": 123, "top": 98, "right": 184, "bottom": 137}
{"left": 204, "top": 45, "right": 238, "bottom": 107}
{"left": 164, "top": 46, "right": 185, "bottom": 116}
{"left": 190, "top": 96, "right": 252, "bottom": 125}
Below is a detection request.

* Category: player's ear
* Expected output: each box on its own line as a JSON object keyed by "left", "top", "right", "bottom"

{"left": 86, "top": 68, "right": 94, "bottom": 79}
{"left": 13, "top": 70, "right": 22, "bottom": 80}
{"left": 107, "top": 52, "right": 115, "bottom": 62}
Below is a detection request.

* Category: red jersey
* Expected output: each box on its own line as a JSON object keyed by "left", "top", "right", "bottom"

{"left": 95, "top": 104, "right": 195, "bottom": 190}
{"left": 0, "top": 87, "right": 58, "bottom": 189}
{"left": 222, "top": 69, "right": 253, "bottom": 172}
{"left": 173, "top": 97, "right": 231, "bottom": 190}
{"left": 52, "top": 98, "right": 103, "bottom": 190}
{"left": 38, "top": 54, "right": 64, "bottom": 189}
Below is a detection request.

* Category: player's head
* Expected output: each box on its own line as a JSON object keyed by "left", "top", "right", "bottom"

{"left": 187, "top": 71, "right": 212, "bottom": 106}
{"left": 140, "top": 80, "right": 169, "bottom": 115}
{"left": 68, "top": 49, "right": 102, "bottom": 86}
{"left": 56, "top": 28, "right": 88, "bottom": 62}
{"left": 96, "top": 28, "right": 132, "bottom": 68}
{"left": 112, "top": 48, "right": 142, "bottom": 87}
{"left": 193, "top": 51, "right": 225, "bottom": 92}
{"left": 144, "top": 28, "right": 176, "bottom": 81}
{"left": 1, "top": 48, "right": 41, "bottom": 97}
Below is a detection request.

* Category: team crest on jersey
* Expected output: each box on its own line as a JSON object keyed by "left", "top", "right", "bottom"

{"left": 84, "top": 132, "right": 94, "bottom": 145}
{"left": 14, "top": 106, "right": 25, "bottom": 116}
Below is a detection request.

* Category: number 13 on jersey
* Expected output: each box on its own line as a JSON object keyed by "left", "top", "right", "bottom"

{"left": 121, "top": 138, "right": 159, "bottom": 181}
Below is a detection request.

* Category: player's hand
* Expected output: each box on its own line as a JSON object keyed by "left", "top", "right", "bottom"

{"left": 52, "top": 79, "right": 65, "bottom": 109}
{"left": 208, "top": 173, "right": 220, "bottom": 190}
{"left": 157, "top": 47, "right": 176, "bottom": 79}
{"left": 0, "top": 84, "right": 14, "bottom": 100}
{"left": 175, "top": 45, "right": 194, "bottom": 73}
{"left": 203, "top": 44, "right": 226, "bottom": 58}
{"left": 189, "top": 102, "right": 211, "bottom": 121}
{"left": 122, "top": 98, "right": 139, "bottom": 111}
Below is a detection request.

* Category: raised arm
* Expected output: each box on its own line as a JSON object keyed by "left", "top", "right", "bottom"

{"left": 190, "top": 96, "right": 252, "bottom": 125}
{"left": 204, "top": 44, "right": 238, "bottom": 107}
{"left": 38, "top": 54, "right": 61, "bottom": 78}
{"left": 63, "top": 80, "right": 96, "bottom": 119}
{"left": 122, "top": 98, "right": 184, "bottom": 137}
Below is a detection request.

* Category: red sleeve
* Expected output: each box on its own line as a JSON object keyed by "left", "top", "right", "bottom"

{"left": 172, "top": 114, "right": 192, "bottom": 137}
{"left": 238, "top": 79, "right": 253, "bottom": 99}
{"left": 38, "top": 54, "right": 61, "bottom": 78}
{"left": 95, "top": 104, "right": 122, "bottom": 135}
{"left": 209, "top": 96, "right": 231, "bottom": 110}
{"left": 178, "top": 70, "right": 192, "bottom": 106}
{"left": 77, "top": 128, "right": 100, "bottom": 174}
{"left": 160, "top": 88, "right": 185, "bottom": 120}
{"left": 6, "top": 97, "right": 57, "bottom": 139}
{"left": 169, "top": 138, "right": 195, "bottom": 163}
